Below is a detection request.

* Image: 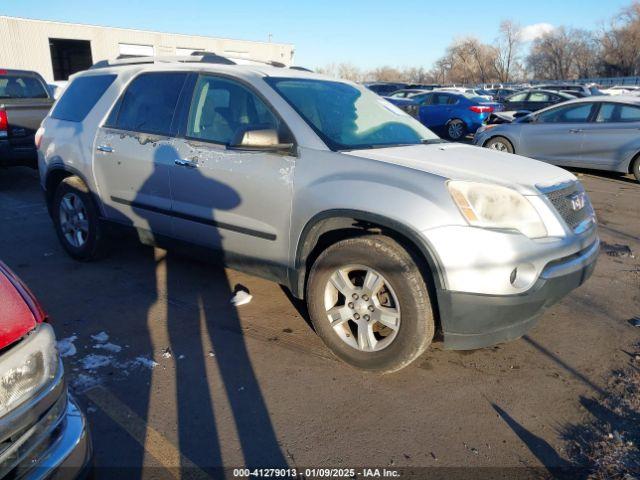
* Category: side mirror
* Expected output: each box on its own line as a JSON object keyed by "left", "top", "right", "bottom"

{"left": 229, "top": 128, "right": 294, "bottom": 153}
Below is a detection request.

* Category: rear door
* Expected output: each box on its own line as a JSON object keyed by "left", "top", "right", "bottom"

{"left": 580, "top": 102, "right": 640, "bottom": 170}
{"left": 169, "top": 74, "right": 296, "bottom": 279}
{"left": 419, "top": 93, "right": 453, "bottom": 128}
{"left": 517, "top": 102, "right": 597, "bottom": 164}
{"left": 93, "top": 71, "right": 189, "bottom": 235}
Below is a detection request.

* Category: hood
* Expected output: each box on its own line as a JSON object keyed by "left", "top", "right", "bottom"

{"left": 0, "top": 263, "right": 40, "bottom": 350}
{"left": 345, "top": 143, "right": 575, "bottom": 195}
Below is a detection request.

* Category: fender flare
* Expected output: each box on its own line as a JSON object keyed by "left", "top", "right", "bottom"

{"left": 291, "top": 209, "right": 447, "bottom": 298}
{"left": 44, "top": 164, "right": 105, "bottom": 217}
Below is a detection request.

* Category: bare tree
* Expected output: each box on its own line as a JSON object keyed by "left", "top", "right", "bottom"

{"left": 493, "top": 20, "right": 522, "bottom": 83}
{"left": 572, "top": 29, "right": 600, "bottom": 78}
{"left": 600, "top": 2, "right": 640, "bottom": 76}
{"left": 526, "top": 27, "right": 576, "bottom": 79}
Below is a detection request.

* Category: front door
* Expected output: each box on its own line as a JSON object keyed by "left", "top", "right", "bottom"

{"left": 170, "top": 74, "right": 296, "bottom": 280}
{"left": 93, "top": 71, "right": 189, "bottom": 236}
{"left": 517, "top": 102, "right": 596, "bottom": 165}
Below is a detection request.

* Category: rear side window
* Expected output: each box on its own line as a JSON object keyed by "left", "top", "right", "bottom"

{"left": 596, "top": 103, "right": 640, "bottom": 123}
{"left": 431, "top": 93, "right": 451, "bottom": 105}
{"left": 0, "top": 75, "right": 49, "bottom": 99}
{"left": 51, "top": 75, "right": 116, "bottom": 122}
{"left": 529, "top": 92, "right": 551, "bottom": 102}
{"left": 113, "top": 72, "right": 188, "bottom": 135}
{"left": 508, "top": 92, "right": 527, "bottom": 102}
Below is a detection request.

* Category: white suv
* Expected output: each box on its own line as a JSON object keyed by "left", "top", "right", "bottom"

{"left": 38, "top": 55, "right": 599, "bottom": 372}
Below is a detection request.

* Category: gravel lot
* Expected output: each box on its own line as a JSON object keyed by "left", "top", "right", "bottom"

{"left": 0, "top": 165, "right": 638, "bottom": 478}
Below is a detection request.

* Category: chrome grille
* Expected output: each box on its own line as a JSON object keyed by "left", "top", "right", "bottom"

{"left": 543, "top": 182, "right": 594, "bottom": 231}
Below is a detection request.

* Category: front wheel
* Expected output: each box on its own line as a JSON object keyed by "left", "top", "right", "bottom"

{"left": 52, "top": 176, "right": 109, "bottom": 260}
{"left": 632, "top": 156, "right": 640, "bottom": 183}
{"left": 485, "top": 136, "right": 514, "bottom": 154}
{"left": 306, "top": 235, "right": 435, "bottom": 373}
{"left": 446, "top": 119, "right": 466, "bottom": 140}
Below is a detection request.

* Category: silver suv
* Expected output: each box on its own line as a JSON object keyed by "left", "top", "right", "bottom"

{"left": 38, "top": 55, "right": 599, "bottom": 372}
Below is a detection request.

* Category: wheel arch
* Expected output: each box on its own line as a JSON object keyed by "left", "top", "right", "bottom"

{"left": 44, "top": 165, "right": 100, "bottom": 216}
{"left": 483, "top": 134, "right": 515, "bottom": 153}
{"left": 628, "top": 150, "right": 640, "bottom": 174}
{"left": 291, "top": 210, "right": 446, "bottom": 303}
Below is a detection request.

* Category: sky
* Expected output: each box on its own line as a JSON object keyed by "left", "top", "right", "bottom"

{"left": 0, "top": 0, "right": 633, "bottom": 70}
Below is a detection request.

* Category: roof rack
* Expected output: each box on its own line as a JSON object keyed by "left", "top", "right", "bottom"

{"left": 90, "top": 51, "right": 290, "bottom": 70}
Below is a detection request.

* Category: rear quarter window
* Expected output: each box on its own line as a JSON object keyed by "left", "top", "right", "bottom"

{"left": 51, "top": 74, "right": 116, "bottom": 122}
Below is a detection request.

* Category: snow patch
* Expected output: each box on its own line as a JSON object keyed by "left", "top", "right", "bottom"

{"left": 91, "top": 331, "right": 109, "bottom": 343}
{"left": 81, "top": 354, "right": 113, "bottom": 371}
{"left": 134, "top": 356, "right": 158, "bottom": 369}
{"left": 93, "top": 342, "right": 122, "bottom": 353}
{"left": 57, "top": 335, "right": 78, "bottom": 357}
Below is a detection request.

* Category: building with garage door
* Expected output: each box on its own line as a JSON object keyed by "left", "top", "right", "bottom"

{"left": 0, "top": 16, "right": 295, "bottom": 82}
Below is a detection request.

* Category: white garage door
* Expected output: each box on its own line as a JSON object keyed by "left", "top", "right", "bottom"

{"left": 118, "top": 43, "right": 155, "bottom": 57}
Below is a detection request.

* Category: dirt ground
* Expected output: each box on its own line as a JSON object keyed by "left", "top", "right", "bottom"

{"left": 0, "top": 165, "right": 638, "bottom": 479}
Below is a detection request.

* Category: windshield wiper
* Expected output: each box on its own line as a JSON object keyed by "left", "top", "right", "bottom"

{"left": 421, "top": 139, "right": 449, "bottom": 145}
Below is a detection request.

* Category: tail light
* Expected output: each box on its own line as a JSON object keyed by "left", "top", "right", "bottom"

{"left": 35, "top": 126, "right": 45, "bottom": 150}
{"left": 469, "top": 105, "right": 494, "bottom": 114}
{"left": 0, "top": 109, "right": 7, "bottom": 138}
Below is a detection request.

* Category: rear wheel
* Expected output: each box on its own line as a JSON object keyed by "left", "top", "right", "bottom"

{"left": 306, "top": 235, "right": 435, "bottom": 373}
{"left": 632, "top": 156, "right": 640, "bottom": 183}
{"left": 53, "top": 176, "right": 109, "bottom": 260}
{"left": 485, "top": 136, "right": 514, "bottom": 154}
{"left": 446, "top": 119, "right": 466, "bottom": 140}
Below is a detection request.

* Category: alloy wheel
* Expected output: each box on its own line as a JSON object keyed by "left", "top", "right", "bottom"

{"left": 323, "top": 265, "right": 401, "bottom": 352}
{"left": 59, "top": 192, "right": 89, "bottom": 248}
{"left": 448, "top": 121, "right": 464, "bottom": 140}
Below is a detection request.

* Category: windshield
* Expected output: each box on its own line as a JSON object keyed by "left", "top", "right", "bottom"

{"left": 0, "top": 75, "right": 48, "bottom": 99}
{"left": 267, "top": 78, "right": 439, "bottom": 150}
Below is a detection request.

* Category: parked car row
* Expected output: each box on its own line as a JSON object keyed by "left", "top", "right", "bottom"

{"left": 474, "top": 96, "right": 640, "bottom": 182}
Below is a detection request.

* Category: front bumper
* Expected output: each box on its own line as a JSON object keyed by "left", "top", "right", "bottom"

{"left": 438, "top": 237, "right": 599, "bottom": 350}
{"left": 22, "top": 395, "right": 92, "bottom": 480}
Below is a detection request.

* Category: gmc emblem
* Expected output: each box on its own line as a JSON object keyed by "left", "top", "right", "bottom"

{"left": 570, "top": 192, "right": 586, "bottom": 211}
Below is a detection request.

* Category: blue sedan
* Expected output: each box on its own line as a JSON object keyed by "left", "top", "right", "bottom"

{"left": 387, "top": 91, "right": 503, "bottom": 140}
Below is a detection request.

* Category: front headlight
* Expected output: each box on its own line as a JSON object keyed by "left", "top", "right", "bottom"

{"left": 0, "top": 324, "right": 59, "bottom": 417}
{"left": 448, "top": 181, "right": 547, "bottom": 238}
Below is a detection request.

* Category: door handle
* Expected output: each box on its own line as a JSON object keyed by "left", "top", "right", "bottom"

{"left": 569, "top": 129, "right": 584, "bottom": 134}
{"left": 96, "top": 145, "right": 113, "bottom": 153}
{"left": 175, "top": 158, "right": 199, "bottom": 168}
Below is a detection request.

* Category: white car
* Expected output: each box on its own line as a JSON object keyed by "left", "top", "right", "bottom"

{"left": 37, "top": 54, "right": 599, "bottom": 372}
{"left": 601, "top": 85, "right": 640, "bottom": 96}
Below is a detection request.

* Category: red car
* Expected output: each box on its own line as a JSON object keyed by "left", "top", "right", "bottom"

{"left": 0, "top": 261, "right": 91, "bottom": 478}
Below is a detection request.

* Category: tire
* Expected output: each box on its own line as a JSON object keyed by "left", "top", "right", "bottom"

{"left": 52, "top": 176, "right": 109, "bottom": 261}
{"left": 306, "top": 235, "right": 435, "bottom": 373}
{"left": 485, "top": 136, "right": 514, "bottom": 154}
{"left": 446, "top": 119, "right": 466, "bottom": 140}
{"left": 632, "top": 156, "right": 640, "bottom": 183}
